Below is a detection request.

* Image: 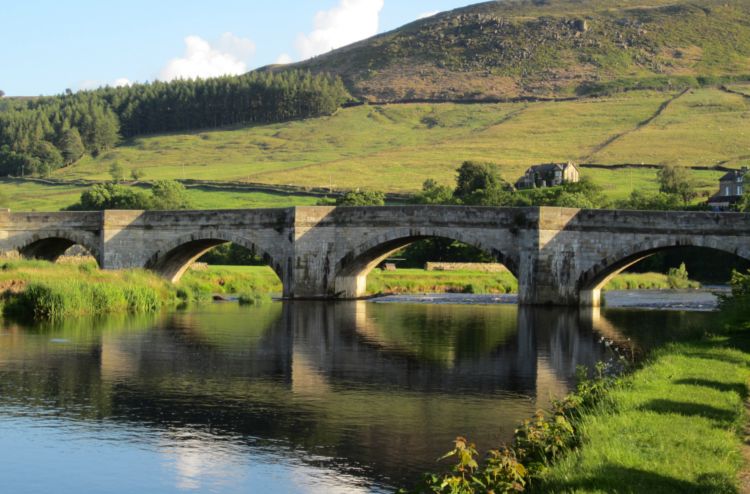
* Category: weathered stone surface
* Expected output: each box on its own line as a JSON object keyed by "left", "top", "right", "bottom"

{"left": 0, "top": 206, "right": 747, "bottom": 306}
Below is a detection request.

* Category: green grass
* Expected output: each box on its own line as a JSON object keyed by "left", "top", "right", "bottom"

{"left": 181, "top": 265, "right": 283, "bottom": 294}
{"left": 534, "top": 335, "right": 750, "bottom": 493}
{"left": 366, "top": 268, "right": 519, "bottom": 294}
{"left": 0, "top": 179, "right": 320, "bottom": 212}
{"left": 604, "top": 272, "right": 701, "bottom": 290}
{"left": 37, "top": 89, "right": 736, "bottom": 200}
{"left": 0, "top": 261, "right": 175, "bottom": 317}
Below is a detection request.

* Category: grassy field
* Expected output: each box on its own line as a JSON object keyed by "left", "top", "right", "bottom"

{"left": 37, "top": 88, "right": 739, "bottom": 202}
{"left": 0, "top": 179, "right": 321, "bottom": 212}
{"left": 535, "top": 325, "right": 750, "bottom": 493}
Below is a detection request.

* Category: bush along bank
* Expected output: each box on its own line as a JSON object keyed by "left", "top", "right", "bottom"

{"left": 399, "top": 271, "right": 750, "bottom": 494}
{"left": 397, "top": 358, "right": 626, "bottom": 494}
{"left": 0, "top": 261, "right": 177, "bottom": 318}
{"left": 0, "top": 260, "right": 265, "bottom": 319}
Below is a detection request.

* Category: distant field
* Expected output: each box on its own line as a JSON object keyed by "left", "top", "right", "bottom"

{"left": 49, "top": 88, "right": 743, "bottom": 196}
{"left": 0, "top": 179, "right": 320, "bottom": 212}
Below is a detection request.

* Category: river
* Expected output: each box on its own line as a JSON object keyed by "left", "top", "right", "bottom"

{"left": 0, "top": 290, "right": 716, "bottom": 493}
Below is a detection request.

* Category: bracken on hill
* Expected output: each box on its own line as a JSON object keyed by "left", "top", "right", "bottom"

{"left": 261, "top": 0, "right": 750, "bottom": 101}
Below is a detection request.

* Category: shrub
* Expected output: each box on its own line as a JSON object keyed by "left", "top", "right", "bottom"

{"left": 238, "top": 290, "right": 272, "bottom": 305}
{"left": 194, "top": 290, "right": 213, "bottom": 304}
{"left": 464, "top": 283, "right": 488, "bottom": 294}
{"left": 78, "top": 262, "right": 97, "bottom": 275}
{"left": 667, "top": 263, "right": 689, "bottom": 288}
{"left": 124, "top": 286, "right": 161, "bottom": 311}
{"left": 176, "top": 286, "right": 194, "bottom": 301}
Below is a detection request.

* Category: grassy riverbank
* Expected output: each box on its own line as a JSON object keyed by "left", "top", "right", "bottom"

{"left": 0, "top": 260, "right": 174, "bottom": 318}
{"left": 183, "top": 266, "right": 702, "bottom": 296}
{"left": 366, "top": 269, "right": 519, "bottom": 295}
{"left": 603, "top": 271, "right": 701, "bottom": 291}
{"left": 534, "top": 329, "right": 750, "bottom": 493}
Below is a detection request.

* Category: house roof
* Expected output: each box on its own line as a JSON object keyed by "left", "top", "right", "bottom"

{"left": 527, "top": 162, "right": 577, "bottom": 173}
{"left": 719, "top": 170, "right": 742, "bottom": 181}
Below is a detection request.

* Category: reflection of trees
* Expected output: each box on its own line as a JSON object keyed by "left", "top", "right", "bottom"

{"left": 0, "top": 302, "right": 630, "bottom": 489}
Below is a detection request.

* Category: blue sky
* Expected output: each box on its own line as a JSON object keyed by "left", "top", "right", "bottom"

{"left": 2, "top": 0, "right": 475, "bottom": 96}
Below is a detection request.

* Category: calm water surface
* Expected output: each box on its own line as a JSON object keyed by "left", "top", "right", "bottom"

{"left": 0, "top": 295, "right": 713, "bottom": 493}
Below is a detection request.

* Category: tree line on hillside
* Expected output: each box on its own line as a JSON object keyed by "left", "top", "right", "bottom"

{"left": 0, "top": 71, "right": 349, "bottom": 177}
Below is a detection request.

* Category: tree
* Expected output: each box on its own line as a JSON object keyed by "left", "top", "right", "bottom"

{"left": 422, "top": 178, "right": 438, "bottom": 191}
{"left": 315, "top": 196, "right": 337, "bottom": 206}
{"left": 0, "top": 90, "right": 4, "bottom": 98}
{"left": 407, "top": 185, "right": 456, "bottom": 205}
{"left": 454, "top": 161, "right": 504, "bottom": 198}
{"left": 616, "top": 189, "right": 682, "bottom": 211}
{"left": 109, "top": 161, "right": 124, "bottom": 182}
{"left": 59, "top": 128, "right": 85, "bottom": 165}
{"left": 335, "top": 190, "right": 385, "bottom": 206}
{"left": 657, "top": 163, "right": 697, "bottom": 205}
{"left": 131, "top": 168, "right": 146, "bottom": 180}
{"left": 73, "top": 183, "right": 151, "bottom": 210}
{"left": 151, "top": 179, "right": 194, "bottom": 210}
{"left": 462, "top": 186, "right": 514, "bottom": 206}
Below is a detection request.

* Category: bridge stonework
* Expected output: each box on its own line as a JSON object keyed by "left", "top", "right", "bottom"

{"left": 0, "top": 206, "right": 748, "bottom": 306}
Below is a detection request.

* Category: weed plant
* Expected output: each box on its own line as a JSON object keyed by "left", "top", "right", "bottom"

{"left": 238, "top": 291, "right": 272, "bottom": 305}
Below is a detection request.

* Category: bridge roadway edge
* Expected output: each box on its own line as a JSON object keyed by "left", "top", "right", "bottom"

{"left": 0, "top": 207, "right": 748, "bottom": 306}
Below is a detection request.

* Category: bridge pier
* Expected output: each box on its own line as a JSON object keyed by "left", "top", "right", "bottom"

{"left": 0, "top": 207, "right": 748, "bottom": 307}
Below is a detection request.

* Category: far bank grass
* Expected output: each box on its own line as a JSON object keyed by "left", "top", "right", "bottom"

{"left": 534, "top": 316, "right": 750, "bottom": 493}
{"left": 185, "top": 266, "right": 702, "bottom": 296}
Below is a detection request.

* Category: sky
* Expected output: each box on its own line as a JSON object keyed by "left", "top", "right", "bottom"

{"left": 1, "top": 0, "right": 476, "bottom": 97}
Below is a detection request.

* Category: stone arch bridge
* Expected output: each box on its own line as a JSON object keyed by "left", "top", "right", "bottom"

{"left": 0, "top": 206, "right": 747, "bottom": 306}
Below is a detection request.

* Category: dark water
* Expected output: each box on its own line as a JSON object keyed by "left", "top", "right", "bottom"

{"left": 0, "top": 299, "right": 712, "bottom": 493}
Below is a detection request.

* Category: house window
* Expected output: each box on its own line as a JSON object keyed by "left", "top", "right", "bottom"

{"left": 739, "top": 176, "right": 743, "bottom": 182}
{"left": 739, "top": 186, "right": 744, "bottom": 195}
{"left": 726, "top": 186, "right": 730, "bottom": 195}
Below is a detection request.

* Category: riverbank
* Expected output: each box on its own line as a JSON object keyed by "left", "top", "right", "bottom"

{"left": 534, "top": 327, "right": 750, "bottom": 492}
{"left": 189, "top": 266, "right": 700, "bottom": 296}
{"left": 0, "top": 260, "right": 174, "bottom": 317}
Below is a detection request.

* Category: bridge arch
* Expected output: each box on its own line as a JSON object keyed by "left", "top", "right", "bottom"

{"left": 9, "top": 230, "right": 102, "bottom": 265}
{"left": 333, "top": 227, "right": 517, "bottom": 298}
{"left": 144, "top": 231, "right": 283, "bottom": 284}
{"left": 578, "top": 236, "right": 750, "bottom": 306}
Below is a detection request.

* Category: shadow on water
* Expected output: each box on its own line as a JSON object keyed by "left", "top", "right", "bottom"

{"left": 0, "top": 301, "right": 714, "bottom": 493}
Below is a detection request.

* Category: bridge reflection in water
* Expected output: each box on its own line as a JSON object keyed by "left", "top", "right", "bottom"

{"left": 0, "top": 302, "right": 692, "bottom": 492}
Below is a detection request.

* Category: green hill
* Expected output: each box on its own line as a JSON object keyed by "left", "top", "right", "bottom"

{"left": 2, "top": 0, "right": 750, "bottom": 211}
{"left": 264, "top": 0, "right": 750, "bottom": 101}
{"left": 43, "top": 86, "right": 746, "bottom": 202}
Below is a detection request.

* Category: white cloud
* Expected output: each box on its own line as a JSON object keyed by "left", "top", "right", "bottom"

{"left": 79, "top": 80, "right": 104, "bottom": 90}
{"left": 275, "top": 53, "right": 293, "bottom": 64}
{"left": 158, "top": 32, "right": 255, "bottom": 82}
{"left": 211, "top": 32, "right": 256, "bottom": 61}
{"left": 114, "top": 78, "right": 132, "bottom": 87}
{"left": 418, "top": 11, "right": 439, "bottom": 19}
{"left": 294, "top": 0, "right": 384, "bottom": 60}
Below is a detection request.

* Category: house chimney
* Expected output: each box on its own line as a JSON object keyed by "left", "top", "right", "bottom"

{"left": 742, "top": 166, "right": 748, "bottom": 174}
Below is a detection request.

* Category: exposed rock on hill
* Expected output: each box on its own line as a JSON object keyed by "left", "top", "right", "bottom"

{"left": 261, "top": 0, "right": 750, "bottom": 101}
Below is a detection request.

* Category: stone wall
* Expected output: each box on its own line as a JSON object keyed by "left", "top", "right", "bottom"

{"left": 425, "top": 262, "right": 509, "bottom": 272}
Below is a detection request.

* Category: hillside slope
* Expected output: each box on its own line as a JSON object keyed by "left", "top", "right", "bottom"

{"left": 52, "top": 86, "right": 748, "bottom": 198}
{"left": 264, "top": 0, "right": 750, "bottom": 101}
